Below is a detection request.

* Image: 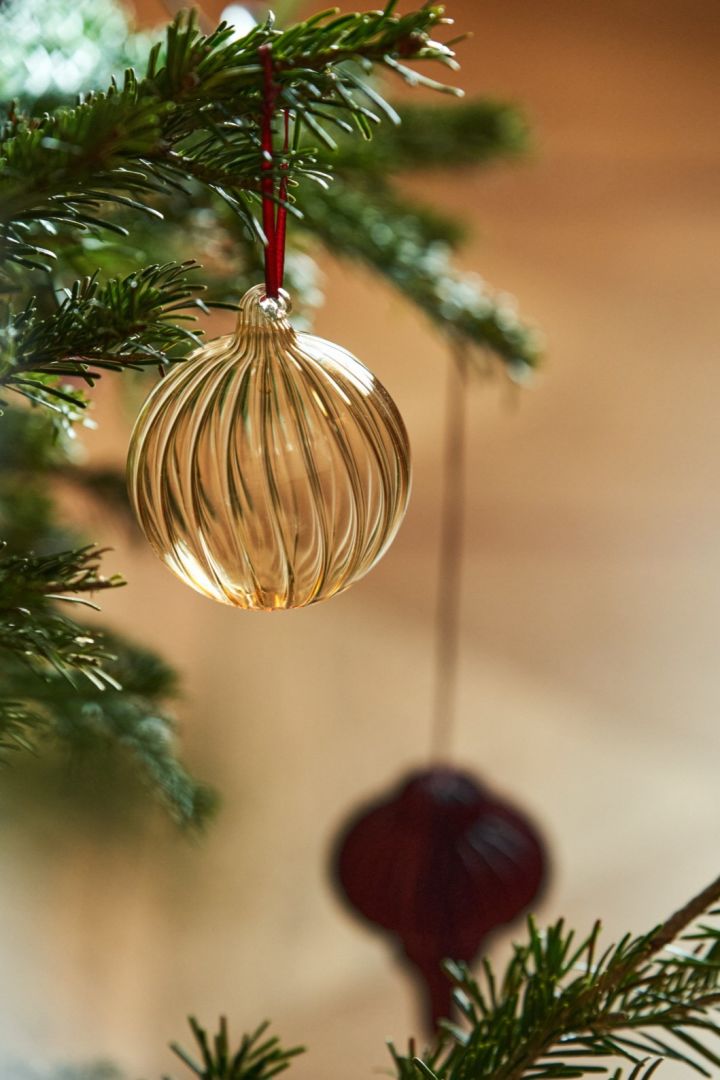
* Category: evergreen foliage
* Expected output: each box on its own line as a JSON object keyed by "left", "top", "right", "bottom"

{"left": 39, "top": 877, "right": 720, "bottom": 1079}
{"left": 0, "top": 393, "right": 214, "bottom": 825}
{"left": 0, "top": 0, "right": 539, "bottom": 824}
{"left": 392, "top": 876, "right": 720, "bottom": 1080}
{"left": 167, "top": 1018, "right": 303, "bottom": 1080}
{"left": 1, "top": 262, "right": 213, "bottom": 415}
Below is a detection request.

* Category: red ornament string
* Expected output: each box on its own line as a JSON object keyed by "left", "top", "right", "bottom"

{"left": 259, "top": 45, "right": 289, "bottom": 300}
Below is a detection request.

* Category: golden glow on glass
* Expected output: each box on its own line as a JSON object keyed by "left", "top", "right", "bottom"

{"left": 127, "top": 285, "right": 411, "bottom": 611}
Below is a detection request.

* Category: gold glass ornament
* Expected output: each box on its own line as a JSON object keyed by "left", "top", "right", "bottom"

{"left": 127, "top": 285, "right": 411, "bottom": 611}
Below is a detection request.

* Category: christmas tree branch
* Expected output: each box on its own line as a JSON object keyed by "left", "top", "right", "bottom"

{"left": 167, "top": 1018, "right": 303, "bottom": 1080}
{"left": 0, "top": 632, "right": 216, "bottom": 828}
{"left": 301, "top": 181, "right": 540, "bottom": 373}
{"left": 643, "top": 875, "right": 720, "bottom": 958}
{"left": 400, "top": 875, "right": 720, "bottom": 1080}
{"left": 0, "top": 481, "right": 215, "bottom": 827}
{"left": 26, "top": 875, "right": 720, "bottom": 1078}
{"left": 330, "top": 99, "right": 530, "bottom": 176}
{"left": 0, "top": 3, "right": 539, "bottom": 380}
{"left": 0, "top": 544, "right": 123, "bottom": 684}
{"left": 0, "top": 5, "right": 460, "bottom": 273}
{"left": 0, "top": 261, "right": 215, "bottom": 410}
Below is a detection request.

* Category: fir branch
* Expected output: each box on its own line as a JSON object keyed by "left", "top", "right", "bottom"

{"left": 0, "top": 261, "right": 211, "bottom": 408}
{"left": 20, "top": 881, "right": 720, "bottom": 1078}
{"left": 0, "top": 6, "right": 461, "bottom": 270}
{"left": 167, "top": 1018, "right": 304, "bottom": 1080}
{"left": 0, "top": 6, "right": 539, "bottom": 379}
{"left": 330, "top": 99, "right": 530, "bottom": 176}
{"left": 0, "top": 633, "right": 216, "bottom": 828}
{"left": 301, "top": 180, "right": 541, "bottom": 374}
{"left": 0, "top": 698, "right": 47, "bottom": 755}
{"left": 400, "top": 875, "right": 720, "bottom": 1080}
{"left": 0, "top": 544, "right": 123, "bottom": 686}
{"left": 0, "top": 543, "right": 121, "bottom": 603}
{"left": 0, "top": 522, "right": 215, "bottom": 826}
{"left": 644, "top": 878, "right": 720, "bottom": 958}
{"left": 0, "top": 412, "right": 213, "bottom": 829}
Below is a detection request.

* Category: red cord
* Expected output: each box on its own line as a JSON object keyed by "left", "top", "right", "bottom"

{"left": 259, "top": 45, "right": 288, "bottom": 300}
{"left": 275, "top": 109, "right": 290, "bottom": 290}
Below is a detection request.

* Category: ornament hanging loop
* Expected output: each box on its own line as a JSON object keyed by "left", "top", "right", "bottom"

{"left": 259, "top": 44, "right": 289, "bottom": 301}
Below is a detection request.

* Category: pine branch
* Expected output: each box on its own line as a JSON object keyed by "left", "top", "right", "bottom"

{"left": 0, "top": 543, "right": 216, "bottom": 828}
{"left": 330, "top": 99, "right": 530, "bottom": 176}
{"left": 644, "top": 878, "right": 720, "bottom": 958}
{"left": 0, "top": 544, "right": 123, "bottom": 686}
{"left": 0, "top": 6, "right": 461, "bottom": 271}
{"left": 20, "top": 878, "right": 720, "bottom": 1078}
{"left": 0, "top": 409, "right": 213, "bottom": 829}
{"left": 166, "top": 1018, "right": 304, "bottom": 1080}
{"left": 0, "top": 261, "right": 212, "bottom": 410}
{"left": 399, "top": 875, "right": 720, "bottom": 1080}
{"left": 34, "top": 128, "right": 538, "bottom": 377}
{"left": 301, "top": 180, "right": 541, "bottom": 374}
{"left": 0, "top": 5, "right": 540, "bottom": 379}
{"left": 0, "top": 698, "right": 47, "bottom": 755}
{"left": 0, "top": 632, "right": 217, "bottom": 828}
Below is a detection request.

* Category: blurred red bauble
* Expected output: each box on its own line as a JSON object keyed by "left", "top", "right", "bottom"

{"left": 333, "top": 766, "right": 548, "bottom": 1030}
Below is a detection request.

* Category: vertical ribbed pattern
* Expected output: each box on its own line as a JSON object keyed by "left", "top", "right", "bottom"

{"left": 127, "top": 285, "right": 411, "bottom": 611}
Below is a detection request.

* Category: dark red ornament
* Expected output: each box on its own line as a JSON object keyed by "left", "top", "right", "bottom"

{"left": 333, "top": 766, "right": 547, "bottom": 1031}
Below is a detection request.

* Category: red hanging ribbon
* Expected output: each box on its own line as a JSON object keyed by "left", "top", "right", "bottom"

{"left": 259, "top": 45, "right": 289, "bottom": 300}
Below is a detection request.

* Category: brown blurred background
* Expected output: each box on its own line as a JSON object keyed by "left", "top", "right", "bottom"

{"left": 1, "top": 0, "right": 720, "bottom": 1075}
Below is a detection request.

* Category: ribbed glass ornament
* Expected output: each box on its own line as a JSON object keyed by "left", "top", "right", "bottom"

{"left": 127, "top": 285, "right": 411, "bottom": 610}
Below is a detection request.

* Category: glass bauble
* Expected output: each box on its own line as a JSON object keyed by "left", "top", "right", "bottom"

{"left": 126, "top": 285, "right": 411, "bottom": 610}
